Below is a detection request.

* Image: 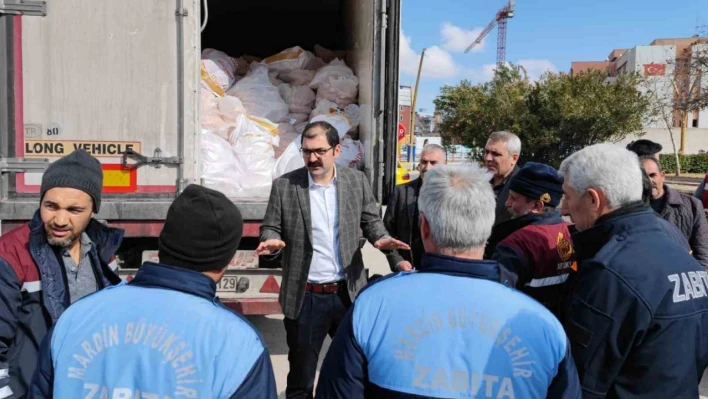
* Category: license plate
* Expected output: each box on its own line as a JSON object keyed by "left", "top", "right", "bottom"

{"left": 216, "top": 276, "right": 241, "bottom": 293}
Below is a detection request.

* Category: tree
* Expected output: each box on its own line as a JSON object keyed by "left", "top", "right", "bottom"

{"left": 673, "top": 35, "right": 708, "bottom": 152}
{"left": 434, "top": 65, "right": 651, "bottom": 167}
{"left": 642, "top": 75, "right": 682, "bottom": 175}
{"left": 641, "top": 32, "right": 708, "bottom": 175}
{"left": 689, "top": 26, "right": 708, "bottom": 111}
{"left": 434, "top": 66, "right": 531, "bottom": 155}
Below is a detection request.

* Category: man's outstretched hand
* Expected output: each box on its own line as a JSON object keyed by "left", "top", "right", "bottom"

{"left": 374, "top": 237, "right": 410, "bottom": 251}
{"left": 396, "top": 261, "right": 413, "bottom": 272}
{"left": 255, "top": 239, "right": 286, "bottom": 256}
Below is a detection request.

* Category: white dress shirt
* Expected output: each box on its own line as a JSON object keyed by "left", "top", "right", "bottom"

{"left": 307, "top": 167, "right": 343, "bottom": 283}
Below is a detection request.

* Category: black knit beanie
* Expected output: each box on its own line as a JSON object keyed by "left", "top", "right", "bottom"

{"left": 40, "top": 149, "right": 103, "bottom": 212}
{"left": 508, "top": 162, "right": 564, "bottom": 207}
{"left": 158, "top": 184, "right": 243, "bottom": 272}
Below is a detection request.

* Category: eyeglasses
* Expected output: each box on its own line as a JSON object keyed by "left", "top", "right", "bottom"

{"left": 300, "top": 147, "right": 333, "bottom": 157}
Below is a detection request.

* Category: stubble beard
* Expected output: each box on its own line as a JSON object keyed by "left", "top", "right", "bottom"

{"left": 47, "top": 232, "right": 77, "bottom": 248}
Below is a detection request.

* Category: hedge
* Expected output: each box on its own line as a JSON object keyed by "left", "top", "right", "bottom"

{"left": 659, "top": 153, "right": 708, "bottom": 174}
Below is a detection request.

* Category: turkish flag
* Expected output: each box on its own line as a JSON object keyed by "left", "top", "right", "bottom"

{"left": 644, "top": 64, "right": 666, "bottom": 76}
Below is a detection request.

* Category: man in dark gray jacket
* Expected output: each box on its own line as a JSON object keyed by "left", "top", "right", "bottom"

{"left": 484, "top": 131, "right": 521, "bottom": 225}
{"left": 256, "top": 121, "right": 408, "bottom": 399}
{"left": 641, "top": 156, "right": 708, "bottom": 268}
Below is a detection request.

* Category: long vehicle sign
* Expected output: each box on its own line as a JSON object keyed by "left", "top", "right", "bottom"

{"left": 24, "top": 140, "right": 141, "bottom": 158}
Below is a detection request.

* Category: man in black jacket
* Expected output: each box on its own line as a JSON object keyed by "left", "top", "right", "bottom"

{"left": 559, "top": 143, "right": 708, "bottom": 398}
{"left": 640, "top": 156, "right": 708, "bottom": 268}
{"left": 484, "top": 131, "right": 521, "bottom": 225}
{"left": 383, "top": 144, "right": 446, "bottom": 271}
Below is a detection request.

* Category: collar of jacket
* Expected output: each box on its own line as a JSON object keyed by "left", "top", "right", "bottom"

{"left": 414, "top": 176, "right": 424, "bottom": 190}
{"left": 662, "top": 185, "right": 684, "bottom": 207}
{"left": 419, "top": 252, "right": 502, "bottom": 283}
{"left": 491, "top": 210, "right": 565, "bottom": 242}
{"left": 571, "top": 201, "right": 653, "bottom": 261}
{"left": 28, "top": 209, "right": 125, "bottom": 263}
{"left": 492, "top": 164, "right": 520, "bottom": 189}
{"left": 130, "top": 262, "right": 217, "bottom": 301}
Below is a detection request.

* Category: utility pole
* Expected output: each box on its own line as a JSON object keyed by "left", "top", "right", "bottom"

{"left": 410, "top": 48, "right": 426, "bottom": 165}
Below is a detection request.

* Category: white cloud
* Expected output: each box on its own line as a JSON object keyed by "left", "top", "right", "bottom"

{"left": 518, "top": 59, "right": 557, "bottom": 80}
{"left": 462, "top": 59, "right": 557, "bottom": 84}
{"left": 399, "top": 30, "right": 459, "bottom": 78}
{"left": 464, "top": 64, "right": 498, "bottom": 83}
{"left": 441, "top": 22, "right": 485, "bottom": 53}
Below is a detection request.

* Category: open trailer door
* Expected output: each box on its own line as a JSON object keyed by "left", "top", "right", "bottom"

{"left": 382, "top": 0, "right": 401, "bottom": 203}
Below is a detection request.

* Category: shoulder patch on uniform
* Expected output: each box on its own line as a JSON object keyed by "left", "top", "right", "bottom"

{"left": 557, "top": 232, "right": 573, "bottom": 262}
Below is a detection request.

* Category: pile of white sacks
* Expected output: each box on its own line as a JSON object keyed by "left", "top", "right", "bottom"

{"left": 199, "top": 46, "right": 363, "bottom": 200}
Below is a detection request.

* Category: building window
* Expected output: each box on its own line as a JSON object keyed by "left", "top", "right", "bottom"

{"left": 399, "top": 115, "right": 403, "bottom": 121}
{"left": 399, "top": 105, "right": 403, "bottom": 111}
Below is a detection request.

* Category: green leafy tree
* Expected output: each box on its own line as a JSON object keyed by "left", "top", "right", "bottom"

{"left": 434, "top": 65, "right": 652, "bottom": 167}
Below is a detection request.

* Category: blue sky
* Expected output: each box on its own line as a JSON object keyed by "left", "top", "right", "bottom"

{"left": 400, "top": 0, "right": 707, "bottom": 114}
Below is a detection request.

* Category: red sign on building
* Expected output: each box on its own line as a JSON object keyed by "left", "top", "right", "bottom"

{"left": 397, "top": 123, "right": 406, "bottom": 142}
{"left": 644, "top": 63, "right": 666, "bottom": 76}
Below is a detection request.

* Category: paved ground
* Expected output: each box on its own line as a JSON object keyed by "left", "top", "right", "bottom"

{"left": 244, "top": 243, "right": 389, "bottom": 398}
{"left": 666, "top": 175, "right": 701, "bottom": 195}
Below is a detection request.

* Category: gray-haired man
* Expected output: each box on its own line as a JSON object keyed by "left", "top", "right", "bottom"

{"left": 559, "top": 143, "right": 708, "bottom": 398}
{"left": 484, "top": 131, "right": 521, "bottom": 225}
{"left": 317, "top": 164, "right": 581, "bottom": 398}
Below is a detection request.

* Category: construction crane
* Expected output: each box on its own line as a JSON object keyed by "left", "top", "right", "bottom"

{"left": 464, "top": 0, "right": 515, "bottom": 67}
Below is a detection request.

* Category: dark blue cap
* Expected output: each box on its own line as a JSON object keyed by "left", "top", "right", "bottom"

{"left": 508, "top": 162, "right": 564, "bottom": 207}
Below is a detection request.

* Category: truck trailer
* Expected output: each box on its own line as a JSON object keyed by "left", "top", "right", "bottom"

{"left": 0, "top": 0, "right": 401, "bottom": 315}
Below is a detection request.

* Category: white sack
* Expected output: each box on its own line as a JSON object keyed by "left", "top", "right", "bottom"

{"left": 273, "top": 136, "right": 305, "bottom": 178}
{"left": 336, "top": 136, "right": 364, "bottom": 169}
{"left": 218, "top": 95, "right": 247, "bottom": 122}
{"left": 227, "top": 67, "right": 289, "bottom": 123}
{"left": 310, "top": 114, "right": 351, "bottom": 139}
{"left": 275, "top": 123, "right": 300, "bottom": 159}
{"left": 225, "top": 114, "right": 280, "bottom": 199}
{"left": 200, "top": 130, "right": 242, "bottom": 197}
{"left": 295, "top": 122, "right": 308, "bottom": 134}
{"left": 289, "top": 113, "right": 310, "bottom": 124}
{"left": 316, "top": 75, "right": 359, "bottom": 107}
{"left": 278, "top": 69, "right": 316, "bottom": 86}
{"left": 310, "top": 99, "right": 340, "bottom": 119}
{"left": 201, "top": 49, "right": 238, "bottom": 93}
{"left": 343, "top": 104, "right": 360, "bottom": 133}
{"left": 229, "top": 132, "right": 275, "bottom": 199}
{"left": 261, "top": 46, "right": 321, "bottom": 71}
{"left": 310, "top": 59, "right": 356, "bottom": 89}
{"left": 279, "top": 84, "right": 316, "bottom": 114}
